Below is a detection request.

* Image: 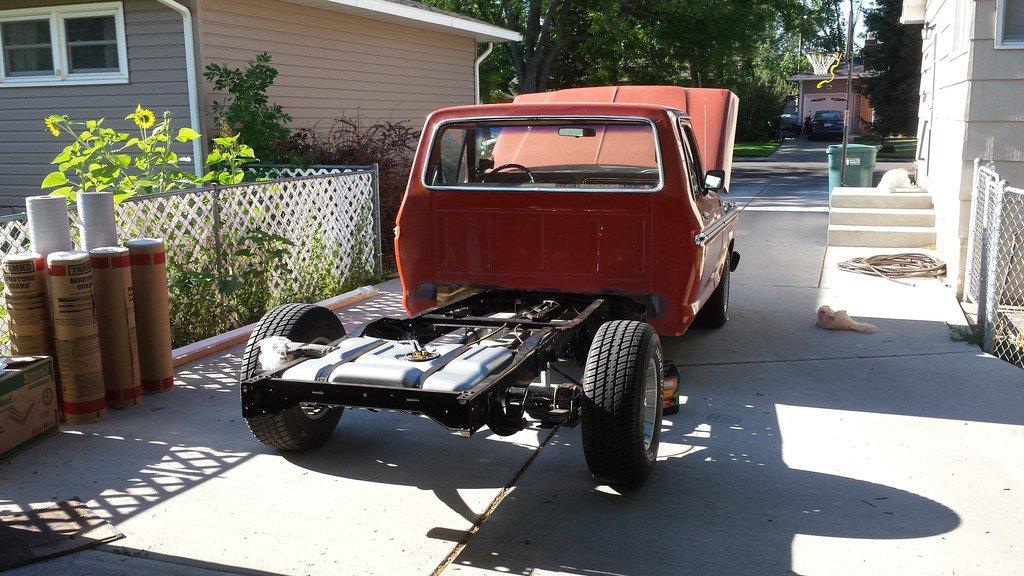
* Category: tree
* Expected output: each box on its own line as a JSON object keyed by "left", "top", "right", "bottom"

{"left": 425, "top": 0, "right": 579, "bottom": 93}
{"left": 204, "top": 53, "right": 292, "bottom": 162}
{"left": 860, "top": 0, "right": 922, "bottom": 136}
{"left": 423, "top": 0, "right": 816, "bottom": 140}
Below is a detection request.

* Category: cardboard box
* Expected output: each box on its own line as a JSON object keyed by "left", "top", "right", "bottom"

{"left": 0, "top": 356, "right": 58, "bottom": 463}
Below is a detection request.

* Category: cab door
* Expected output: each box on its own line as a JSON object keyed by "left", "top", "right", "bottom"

{"left": 679, "top": 120, "right": 726, "bottom": 303}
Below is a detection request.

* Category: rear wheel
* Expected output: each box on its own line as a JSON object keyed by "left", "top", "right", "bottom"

{"left": 580, "top": 320, "right": 663, "bottom": 487}
{"left": 240, "top": 304, "right": 345, "bottom": 451}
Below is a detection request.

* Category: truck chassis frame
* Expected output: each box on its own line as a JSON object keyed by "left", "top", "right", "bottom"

{"left": 240, "top": 289, "right": 645, "bottom": 435}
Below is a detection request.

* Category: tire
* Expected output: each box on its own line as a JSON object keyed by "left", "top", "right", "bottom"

{"left": 580, "top": 320, "right": 664, "bottom": 487}
{"left": 240, "top": 304, "right": 346, "bottom": 451}
{"left": 696, "top": 252, "right": 731, "bottom": 328}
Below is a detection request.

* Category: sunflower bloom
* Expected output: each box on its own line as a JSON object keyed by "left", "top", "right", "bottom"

{"left": 44, "top": 116, "right": 60, "bottom": 138}
{"left": 131, "top": 105, "right": 156, "bottom": 130}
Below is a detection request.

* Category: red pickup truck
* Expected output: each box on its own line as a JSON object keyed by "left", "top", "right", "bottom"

{"left": 240, "top": 86, "right": 740, "bottom": 487}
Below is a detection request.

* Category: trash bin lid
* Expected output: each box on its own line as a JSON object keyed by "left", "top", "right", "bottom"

{"left": 827, "top": 143, "right": 879, "bottom": 154}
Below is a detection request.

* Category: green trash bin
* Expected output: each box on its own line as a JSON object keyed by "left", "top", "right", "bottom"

{"left": 827, "top": 143, "right": 878, "bottom": 193}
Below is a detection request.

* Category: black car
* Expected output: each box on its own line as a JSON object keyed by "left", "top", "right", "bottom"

{"left": 807, "top": 110, "right": 844, "bottom": 140}
{"left": 778, "top": 112, "right": 803, "bottom": 138}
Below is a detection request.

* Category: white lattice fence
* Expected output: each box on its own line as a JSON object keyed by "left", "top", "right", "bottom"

{"left": 0, "top": 215, "right": 32, "bottom": 354}
{"left": 0, "top": 171, "right": 380, "bottom": 352}
{"left": 248, "top": 165, "right": 375, "bottom": 180}
{"left": 117, "top": 189, "right": 218, "bottom": 265}
{"left": 216, "top": 172, "right": 378, "bottom": 295}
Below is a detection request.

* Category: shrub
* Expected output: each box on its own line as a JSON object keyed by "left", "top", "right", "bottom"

{"left": 204, "top": 53, "right": 292, "bottom": 163}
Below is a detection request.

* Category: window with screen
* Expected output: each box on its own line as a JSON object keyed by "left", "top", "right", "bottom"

{"left": 0, "top": 3, "right": 127, "bottom": 86}
{"left": 1, "top": 19, "right": 53, "bottom": 77}
{"left": 998, "top": 0, "right": 1024, "bottom": 46}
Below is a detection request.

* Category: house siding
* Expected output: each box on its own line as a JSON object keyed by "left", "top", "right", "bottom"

{"left": 197, "top": 0, "right": 477, "bottom": 134}
{"left": 0, "top": 0, "right": 193, "bottom": 211}
{"left": 914, "top": 0, "right": 1024, "bottom": 294}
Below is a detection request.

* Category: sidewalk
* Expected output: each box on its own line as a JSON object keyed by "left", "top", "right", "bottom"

{"left": 5, "top": 140, "right": 1023, "bottom": 576}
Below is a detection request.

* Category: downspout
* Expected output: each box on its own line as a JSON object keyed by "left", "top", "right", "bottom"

{"left": 474, "top": 42, "right": 494, "bottom": 105}
{"left": 154, "top": 0, "right": 204, "bottom": 177}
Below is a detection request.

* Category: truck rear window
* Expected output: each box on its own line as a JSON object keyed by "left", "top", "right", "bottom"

{"left": 425, "top": 119, "right": 662, "bottom": 191}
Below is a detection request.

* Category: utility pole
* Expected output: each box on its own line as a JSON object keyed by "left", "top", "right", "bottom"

{"left": 840, "top": 0, "right": 856, "bottom": 186}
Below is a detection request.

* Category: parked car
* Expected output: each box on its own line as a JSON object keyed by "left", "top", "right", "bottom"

{"left": 240, "top": 86, "right": 741, "bottom": 487}
{"left": 779, "top": 112, "right": 803, "bottom": 138}
{"left": 808, "top": 110, "right": 845, "bottom": 140}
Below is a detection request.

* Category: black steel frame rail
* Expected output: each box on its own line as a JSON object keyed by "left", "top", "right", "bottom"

{"left": 241, "top": 290, "right": 635, "bottom": 433}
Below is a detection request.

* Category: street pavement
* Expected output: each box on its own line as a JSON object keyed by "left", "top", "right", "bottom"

{"left": 4, "top": 140, "right": 1022, "bottom": 576}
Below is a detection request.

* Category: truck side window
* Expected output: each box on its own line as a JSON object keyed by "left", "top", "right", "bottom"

{"left": 433, "top": 128, "right": 470, "bottom": 184}
{"left": 678, "top": 122, "right": 703, "bottom": 196}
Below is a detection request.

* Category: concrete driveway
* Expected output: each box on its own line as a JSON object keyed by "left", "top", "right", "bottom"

{"left": 4, "top": 139, "right": 1023, "bottom": 576}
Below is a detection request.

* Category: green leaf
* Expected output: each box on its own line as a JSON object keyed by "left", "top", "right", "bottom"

{"left": 50, "top": 186, "right": 74, "bottom": 198}
{"left": 176, "top": 127, "right": 201, "bottom": 142}
{"left": 41, "top": 171, "right": 68, "bottom": 188}
{"left": 205, "top": 149, "right": 223, "bottom": 165}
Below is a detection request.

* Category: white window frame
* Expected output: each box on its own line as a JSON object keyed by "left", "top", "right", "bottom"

{"left": 0, "top": 2, "right": 129, "bottom": 87}
{"left": 996, "top": 0, "right": 1024, "bottom": 49}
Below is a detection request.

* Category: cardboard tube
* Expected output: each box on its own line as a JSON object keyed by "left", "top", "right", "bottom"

{"left": 2, "top": 252, "right": 55, "bottom": 357}
{"left": 126, "top": 238, "right": 174, "bottom": 395}
{"left": 78, "top": 192, "right": 118, "bottom": 251}
{"left": 27, "top": 195, "right": 73, "bottom": 257}
{"left": 46, "top": 251, "right": 106, "bottom": 423}
{"left": 90, "top": 247, "right": 142, "bottom": 408}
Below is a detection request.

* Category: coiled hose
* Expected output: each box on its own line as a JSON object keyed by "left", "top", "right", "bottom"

{"left": 837, "top": 253, "right": 946, "bottom": 282}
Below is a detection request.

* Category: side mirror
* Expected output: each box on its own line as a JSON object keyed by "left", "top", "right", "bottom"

{"left": 704, "top": 169, "right": 727, "bottom": 193}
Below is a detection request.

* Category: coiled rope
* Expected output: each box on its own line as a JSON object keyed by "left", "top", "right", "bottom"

{"left": 837, "top": 253, "right": 946, "bottom": 283}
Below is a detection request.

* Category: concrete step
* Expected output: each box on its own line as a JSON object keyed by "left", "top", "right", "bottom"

{"left": 830, "top": 187, "right": 933, "bottom": 209}
{"left": 829, "top": 207, "right": 936, "bottom": 227}
{"left": 827, "top": 224, "right": 937, "bottom": 247}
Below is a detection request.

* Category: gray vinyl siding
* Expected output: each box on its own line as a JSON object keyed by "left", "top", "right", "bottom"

{"left": 0, "top": 0, "right": 192, "bottom": 211}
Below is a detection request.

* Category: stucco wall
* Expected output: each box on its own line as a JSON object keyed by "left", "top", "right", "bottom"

{"left": 196, "top": 0, "right": 478, "bottom": 135}
{"left": 0, "top": 0, "right": 192, "bottom": 211}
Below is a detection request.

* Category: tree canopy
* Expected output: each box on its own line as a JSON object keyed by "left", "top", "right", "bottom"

{"left": 425, "top": 0, "right": 854, "bottom": 140}
{"left": 860, "top": 0, "right": 922, "bottom": 136}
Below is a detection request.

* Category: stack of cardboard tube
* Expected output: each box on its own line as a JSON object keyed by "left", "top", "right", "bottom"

{"left": 9, "top": 192, "right": 175, "bottom": 424}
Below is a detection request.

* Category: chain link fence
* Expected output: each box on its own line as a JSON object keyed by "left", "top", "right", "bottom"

{"left": 965, "top": 160, "right": 1024, "bottom": 367}
{"left": 0, "top": 168, "right": 380, "bottom": 352}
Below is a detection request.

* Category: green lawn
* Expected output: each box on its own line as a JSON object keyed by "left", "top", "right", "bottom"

{"left": 852, "top": 137, "right": 918, "bottom": 160}
{"left": 733, "top": 141, "right": 781, "bottom": 158}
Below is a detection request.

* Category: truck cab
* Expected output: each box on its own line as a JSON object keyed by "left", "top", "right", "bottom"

{"left": 396, "top": 86, "right": 740, "bottom": 335}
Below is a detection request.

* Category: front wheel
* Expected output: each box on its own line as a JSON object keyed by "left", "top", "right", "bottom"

{"left": 240, "top": 304, "right": 346, "bottom": 451}
{"left": 580, "top": 320, "right": 663, "bottom": 487}
{"left": 696, "top": 252, "right": 731, "bottom": 328}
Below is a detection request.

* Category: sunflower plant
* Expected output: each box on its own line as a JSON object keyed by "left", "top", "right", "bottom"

{"left": 40, "top": 106, "right": 252, "bottom": 203}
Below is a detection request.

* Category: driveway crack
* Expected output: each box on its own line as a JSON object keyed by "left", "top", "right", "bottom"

{"left": 429, "top": 426, "right": 560, "bottom": 576}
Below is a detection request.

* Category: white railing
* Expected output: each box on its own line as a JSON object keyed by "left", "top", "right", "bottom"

{"left": 0, "top": 169, "right": 381, "bottom": 352}
{"left": 966, "top": 160, "right": 1024, "bottom": 367}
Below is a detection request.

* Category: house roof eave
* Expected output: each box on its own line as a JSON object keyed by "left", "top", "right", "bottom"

{"left": 282, "top": 0, "right": 522, "bottom": 42}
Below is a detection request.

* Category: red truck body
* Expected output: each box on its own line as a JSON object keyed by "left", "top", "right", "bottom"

{"left": 395, "top": 86, "right": 739, "bottom": 336}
